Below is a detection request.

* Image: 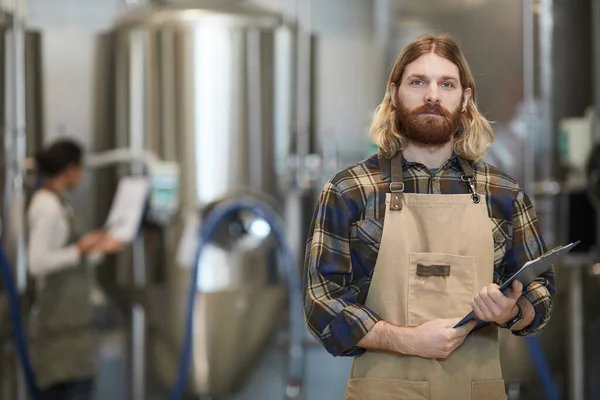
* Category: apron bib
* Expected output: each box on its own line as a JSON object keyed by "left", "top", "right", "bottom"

{"left": 29, "top": 194, "right": 97, "bottom": 389}
{"left": 345, "top": 152, "right": 506, "bottom": 400}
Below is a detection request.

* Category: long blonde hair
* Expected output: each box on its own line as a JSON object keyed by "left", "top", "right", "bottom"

{"left": 371, "top": 34, "right": 494, "bottom": 160}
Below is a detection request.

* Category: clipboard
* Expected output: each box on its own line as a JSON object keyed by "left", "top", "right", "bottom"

{"left": 104, "top": 176, "right": 150, "bottom": 242}
{"left": 453, "top": 240, "right": 580, "bottom": 329}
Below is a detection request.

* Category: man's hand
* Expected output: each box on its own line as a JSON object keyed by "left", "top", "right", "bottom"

{"left": 472, "top": 280, "right": 523, "bottom": 325}
{"left": 357, "top": 318, "right": 475, "bottom": 359}
{"left": 406, "top": 318, "right": 476, "bottom": 359}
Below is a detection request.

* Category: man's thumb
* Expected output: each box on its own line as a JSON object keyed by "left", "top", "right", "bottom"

{"left": 511, "top": 280, "right": 523, "bottom": 298}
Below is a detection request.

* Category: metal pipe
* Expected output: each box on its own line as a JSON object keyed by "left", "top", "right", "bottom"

{"left": 374, "top": 0, "right": 392, "bottom": 87}
{"left": 522, "top": 0, "right": 535, "bottom": 197}
{"left": 539, "top": 0, "right": 554, "bottom": 160}
{"left": 15, "top": 0, "right": 26, "bottom": 297}
{"left": 128, "top": 27, "right": 147, "bottom": 400}
{"left": 295, "top": 0, "right": 311, "bottom": 162}
{"left": 131, "top": 210, "right": 147, "bottom": 400}
{"left": 131, "top": 280, "right": 146, "bottom": 400}
{"left": 85, "top": 148, "right": 161, "bottom": 169}
{"left": 247, "top": 28, "right": 264, "bottom": 190}
{"left": 10, "top": 2, "right": 28, "bottom": 399}
{"left": 83, "top": 147, "right": 157, "bottom": 400}
{"left": 593, "top": 0, "right": 600, "bottom": 120}
{"left": 280, "top": 0, "right": 310, "bottom": 271}
{"left": 537, "top": 0, "right": 557, "bottom": 247}
{"left": 2, "top": 0, "right": 28, "bottom": 296}
{"left": 568, "top": 265, "right": 584, "bottom": 400}
{"left": 78, "top": 146, "right": 161, "bottom": 400}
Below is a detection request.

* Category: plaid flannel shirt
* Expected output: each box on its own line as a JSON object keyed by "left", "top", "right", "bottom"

{"left": 303, "top": 153, "right": 556, "bottom": 357}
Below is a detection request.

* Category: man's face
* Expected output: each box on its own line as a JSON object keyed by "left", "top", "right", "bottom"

{"left": 391, "top": 52, "right": 471, "bottom": 146}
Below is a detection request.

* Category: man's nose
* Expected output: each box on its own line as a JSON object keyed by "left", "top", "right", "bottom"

{"left": 425, "top": 87, "right": 441, "bottom": 105}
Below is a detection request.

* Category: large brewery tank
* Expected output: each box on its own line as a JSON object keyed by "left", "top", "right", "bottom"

{"left": 0, "top": 6, "right": 43, "bottom": 397}
{"left": 95, "top": 0, "right": 294, "bottom": 396}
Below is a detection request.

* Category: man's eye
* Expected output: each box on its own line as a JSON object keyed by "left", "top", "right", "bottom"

{"left": 411, "top": 80, "right": 425, "bottom": 86}
{"left": 441, "top": 82, "right": 455, "bottom": 88}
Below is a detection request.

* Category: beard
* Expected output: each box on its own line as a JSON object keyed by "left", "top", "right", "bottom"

{"left": 395, "top": 102, "right": 463, "bottom": 146}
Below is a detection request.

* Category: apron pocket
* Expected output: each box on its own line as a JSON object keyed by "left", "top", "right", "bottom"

{"left": 346, "top": 378, "right": 429, "bottom": 400}
{"left": 408, "top": 253, "right": 475, "bottom": 326}
{"left": 472, "top": 380, "right": 507, "bottom": 400}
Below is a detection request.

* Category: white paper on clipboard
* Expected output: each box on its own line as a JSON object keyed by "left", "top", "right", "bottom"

{"left": 104, "top": 177, "right": 150, "bottom": 242}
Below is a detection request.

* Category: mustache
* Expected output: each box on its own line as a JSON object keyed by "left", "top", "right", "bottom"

{"left": 411, "top": 103, "right": 452, "bottom": 118}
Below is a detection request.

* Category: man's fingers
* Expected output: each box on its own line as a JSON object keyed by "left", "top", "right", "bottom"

{"left": 453, "top": 333, "right": 469, "bottom": 346}
{"left": 473, "top": 296, "right": 492, "bottom": 319}
{"left": 449, "top": 329, "right": 471, "bottom": 352}
{"left": 480, "top": 294, "right": 504, "bottom": 318}
{"left": 480, "top": 286, "right": 509, "bottom": 318}
{"left": 450, "top": 321, "right": 475, "bottom": 338}
{"left": 472, "top": 300, "right": 485, "bottom": 320}
{"left": 442, "top": 318, "right": 463, "bottom": 328}
{"left": 488, "top": 285, "right": 507, "bottom": 304}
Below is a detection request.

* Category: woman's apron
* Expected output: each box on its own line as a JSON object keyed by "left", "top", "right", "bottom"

{"left": 29, "top": 197, "right": 96, "bottom": 389}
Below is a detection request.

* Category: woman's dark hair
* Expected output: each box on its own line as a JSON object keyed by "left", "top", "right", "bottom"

{"left": 34, "top": 139, "right": 83, "bottom": 177}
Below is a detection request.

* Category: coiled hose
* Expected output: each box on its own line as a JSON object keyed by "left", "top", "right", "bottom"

{"left": 170, "top": 197, "right": 305, "bottom": 400}
{"left": 0, "top": 247, "right": 40, "bottom": 398}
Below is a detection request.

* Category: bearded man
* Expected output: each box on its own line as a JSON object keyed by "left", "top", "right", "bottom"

{"left": 303, "top": 34, "right": 555, "bottom": 400}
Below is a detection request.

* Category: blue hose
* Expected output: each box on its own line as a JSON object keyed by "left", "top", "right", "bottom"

{"left": 0, "top": 247, "right": 40, "bottom": 398}
{"left": 525, "top": 336, "right": 560, "bottom": 400}
{"left": 171, "top": 197, "right": 304, "bottom": 400}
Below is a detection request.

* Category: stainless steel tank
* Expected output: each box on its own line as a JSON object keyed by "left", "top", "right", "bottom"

{"left": 96, "top": 1, "right": 293, "bottom": 396}
{"left": 0, "top": 7, "right": 44, "bottom": 399}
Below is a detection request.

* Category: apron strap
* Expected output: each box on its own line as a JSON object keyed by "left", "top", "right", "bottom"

{"left": 389, "top": 151, "right": 404, "bottom": 211}
{"left": 388, "top": 153, "right": 481, "bottom": 208}
{"left": 456, "top": 157, "right": 481, "bottom": 204}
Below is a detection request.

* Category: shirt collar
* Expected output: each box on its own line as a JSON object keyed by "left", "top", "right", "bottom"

{"left": 378, "top": 151, "right": 463, "bottom": 181}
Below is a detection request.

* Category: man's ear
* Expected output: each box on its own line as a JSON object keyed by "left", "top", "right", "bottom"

{"left": 462, "top": 87, "right": 472, "bottom": 112}
{"left": 390, "top": 82, "right": 398, "bottom": 109}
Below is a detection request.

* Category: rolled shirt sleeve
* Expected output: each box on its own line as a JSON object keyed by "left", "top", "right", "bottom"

{"left": 303, "top": 181, "right": 381, "bottom": 357}
{"left": 507, "top": 188, "right": 556, "bottom": 336}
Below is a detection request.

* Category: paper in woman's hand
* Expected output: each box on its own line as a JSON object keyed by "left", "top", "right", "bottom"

{"left": 104, "top": 177, "right": 150, "bottom": 242}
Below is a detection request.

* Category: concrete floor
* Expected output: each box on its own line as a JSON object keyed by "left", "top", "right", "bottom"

{"left": 93, "top": 329, "right": 352, "bottom": 400}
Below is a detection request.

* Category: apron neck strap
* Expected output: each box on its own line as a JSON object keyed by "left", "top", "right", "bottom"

{"left": 389, "top": 152, "right": 405, "bottom": 211}
{"left": 390, "top": 151, "right": 404, "bottom": 192}
{"left": 456, "top": 157, "right": 481, "bottom": 204}
{"left": 456, "top": 157, "right": 475, "bottom": 179}
{"left": 389, "top": 152, "right": 481, "bottom": 207}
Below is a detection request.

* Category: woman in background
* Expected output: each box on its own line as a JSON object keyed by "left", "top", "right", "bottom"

{"left": 27, "top": 139, "right": 123, "bottom": 400}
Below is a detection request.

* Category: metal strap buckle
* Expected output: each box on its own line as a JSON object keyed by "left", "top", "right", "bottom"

{"left": 461, "top": 175, "right": 480, "bottom": 204}
{"left": 390, "top": 182, "right": 405, "bottom": 193}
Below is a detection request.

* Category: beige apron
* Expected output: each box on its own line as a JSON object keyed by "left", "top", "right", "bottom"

{"left": 345, "top": 152, "right": 506, "bottom": 400}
